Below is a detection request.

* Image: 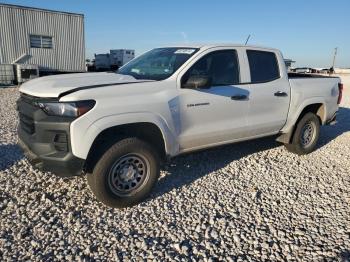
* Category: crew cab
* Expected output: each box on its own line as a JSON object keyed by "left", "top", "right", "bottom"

{"left": 17, "top": 44, "right": 343, "bottom": 208}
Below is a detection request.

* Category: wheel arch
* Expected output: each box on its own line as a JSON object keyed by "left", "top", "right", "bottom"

{"left": 297, "top": 103, "right": 325, "bottom": 124}
{"left": 276, "top": 102, "right": 325, "bottom": 144}
{"left": 70, "top": 111, "right": 179, "bottom": 161}
{"left": 84, "top": 122, "right": 169, "bottom": 174}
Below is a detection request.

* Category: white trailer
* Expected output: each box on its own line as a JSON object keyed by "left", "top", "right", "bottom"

{"left": 110, "top": 49, "right": 135, "bottom": 67}
{"left": 94, "top": 54, "right": 111, "bottom": 70}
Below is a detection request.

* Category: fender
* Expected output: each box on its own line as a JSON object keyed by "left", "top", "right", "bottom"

{"left": 278, "top": 97, "right": 327, "bottom": 142}
{"left": 70, "top": 112, "right": 179, "bottom": 159}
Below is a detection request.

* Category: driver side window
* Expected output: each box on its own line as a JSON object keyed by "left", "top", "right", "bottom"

{"left": 182, "top": 50, "right": 240, "bottom": 87}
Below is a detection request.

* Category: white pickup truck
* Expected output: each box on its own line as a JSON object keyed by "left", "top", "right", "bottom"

{"left": 17, "top": 44, "right": 343, "bottom": 208}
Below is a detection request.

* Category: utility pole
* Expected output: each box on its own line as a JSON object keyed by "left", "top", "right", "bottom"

{"left": 332, "top": 47, "right": 338, "bottom": 69}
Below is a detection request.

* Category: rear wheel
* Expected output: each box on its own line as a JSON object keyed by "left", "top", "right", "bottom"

{"left": 285, "top": 112, "right": 320, "bottom": 155}
{"left": 87, "top": 137, "right": 160, "bottom": 208}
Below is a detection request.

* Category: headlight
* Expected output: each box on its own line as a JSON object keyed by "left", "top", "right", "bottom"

{"left": 37, "top": 100, "right": 96, "bottom": 117}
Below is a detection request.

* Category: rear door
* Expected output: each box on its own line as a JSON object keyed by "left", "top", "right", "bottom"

{"left": 245, "top": 49, "right": 290, "bottom": 136}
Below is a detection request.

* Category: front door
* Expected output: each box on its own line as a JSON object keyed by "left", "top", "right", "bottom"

{"left": 177, "top": 49, "right": 251, "bottom": 151}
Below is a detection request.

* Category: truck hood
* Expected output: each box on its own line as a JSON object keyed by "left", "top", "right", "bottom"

{"left": 19, "top": 72, "right": 154, "bottom": 98}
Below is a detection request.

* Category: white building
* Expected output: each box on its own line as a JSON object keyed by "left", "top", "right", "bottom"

{"left": 0, "top": 3, "right": 85, "bottom": 74}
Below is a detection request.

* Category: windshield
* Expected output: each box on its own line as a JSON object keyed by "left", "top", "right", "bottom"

{"left": 118, "top": 47, "right": 199, "bottom": 80}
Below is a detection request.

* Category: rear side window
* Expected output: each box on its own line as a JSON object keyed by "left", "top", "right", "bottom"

{"left": 247, "top": 50, "right": 280, "bottom": 83}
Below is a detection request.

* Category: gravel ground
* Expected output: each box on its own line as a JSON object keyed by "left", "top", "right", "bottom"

{"left": 1, "top": 76, "right": 350, "bottom": 261}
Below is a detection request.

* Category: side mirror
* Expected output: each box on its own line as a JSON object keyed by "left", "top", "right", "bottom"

{"left": 182, "top": 75, "right": 212, "bottom": 89}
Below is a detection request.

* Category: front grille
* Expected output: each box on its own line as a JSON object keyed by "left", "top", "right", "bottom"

{"left": 19, "top": 112, "right": 35, "bottom": 134}
{"left": 17, "top": 93, "right": 57, "bottom": 135}
{"left": 17, "top": 93, "right": 38, "bottom": 135}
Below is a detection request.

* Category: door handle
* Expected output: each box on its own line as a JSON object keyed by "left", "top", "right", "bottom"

{"left": 231, "top": 94, "right": 248, "bottom": 100}
{"left": 274, "top": 91, "right": 288, "bottom": 97}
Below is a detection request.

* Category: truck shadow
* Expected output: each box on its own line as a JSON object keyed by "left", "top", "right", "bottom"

{"left": 150, "top": 136, "right": 280, "bottom": 201}
{"left": 337, "top": 250, "right": 350, "bottom": 261}
{"left": 0, "top": 144, "right": 23, "bottom": 171}
{"left": 318, "top": 106, "right": 350, "bottom": 149}
{"left": 149, "top": 106, "right": 350, "bottom": 201}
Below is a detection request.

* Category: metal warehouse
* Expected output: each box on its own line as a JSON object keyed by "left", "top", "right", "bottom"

{"left": 0, "top": 3, "right": 85, "bottom": 74}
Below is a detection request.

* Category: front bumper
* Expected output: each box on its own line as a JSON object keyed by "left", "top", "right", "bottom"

{"left": 17, "top": 93, "right": 85, "bottom": 177}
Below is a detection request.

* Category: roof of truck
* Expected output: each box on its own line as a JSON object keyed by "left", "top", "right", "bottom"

{"left": 158, "top": 43, "right": 280, "bottom": 52}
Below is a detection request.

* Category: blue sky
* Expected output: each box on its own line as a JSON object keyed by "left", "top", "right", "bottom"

{"left": 2, "top": 0, "right": 349, "bottom": 68}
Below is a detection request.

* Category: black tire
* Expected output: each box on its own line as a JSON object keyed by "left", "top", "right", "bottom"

{"left": 86, "top": 137, "right": 160, "bottom": 208}
{"left": 285, "top": 112, "right": 320, "bottom": 155}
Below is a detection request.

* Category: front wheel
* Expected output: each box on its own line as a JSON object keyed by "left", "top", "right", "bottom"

{"left": 284, "top": 112, "right": 320, "bottom": 155}
{"left": 87, "top": 138, "right": 160, "bottom": 208}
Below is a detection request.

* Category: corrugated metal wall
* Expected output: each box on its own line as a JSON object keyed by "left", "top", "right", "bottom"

{"left": 0, "top": 4, "right": 85, "bottom": 72}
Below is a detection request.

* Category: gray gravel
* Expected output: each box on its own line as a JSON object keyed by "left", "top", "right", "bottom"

{"left": 1, "top": 77, "right": 350, "bottom": 261}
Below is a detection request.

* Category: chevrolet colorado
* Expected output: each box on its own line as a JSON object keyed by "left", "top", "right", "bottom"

{"left": 17, "top": 44, "right": 343, "bottom": 208}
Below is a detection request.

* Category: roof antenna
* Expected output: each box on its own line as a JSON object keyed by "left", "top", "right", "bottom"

{"left": 244, "top": 34, "right": 251, "bottom": 45}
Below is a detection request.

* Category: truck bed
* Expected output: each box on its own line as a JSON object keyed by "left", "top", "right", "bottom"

{"left": 281, "top": 75, "right": 340, "bottom": 134}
